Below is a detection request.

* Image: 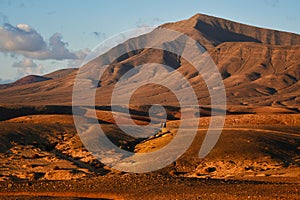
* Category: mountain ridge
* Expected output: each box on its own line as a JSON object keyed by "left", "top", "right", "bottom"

{"left": 162, "top": 13, "right": 300, "bottom": 49}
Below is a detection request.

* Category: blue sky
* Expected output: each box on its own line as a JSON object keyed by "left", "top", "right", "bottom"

{"left": 0, "top": 0, "right": 299, "bottom": 82}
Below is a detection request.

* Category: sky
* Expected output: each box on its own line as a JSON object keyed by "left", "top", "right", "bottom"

{"left": 0, "top": 0, "right": 299, "bottom": 83}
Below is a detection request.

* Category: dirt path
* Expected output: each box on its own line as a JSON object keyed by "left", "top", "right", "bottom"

{"left": 171, "top": 127, "right": 300, "bottom": 137}
{"left": 203, "top": 127, "right": 300, "bottom": 137}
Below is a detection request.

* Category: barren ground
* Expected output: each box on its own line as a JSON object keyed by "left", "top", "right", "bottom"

{"left": 0, "top": 110, "right": 299, "bottom": 199}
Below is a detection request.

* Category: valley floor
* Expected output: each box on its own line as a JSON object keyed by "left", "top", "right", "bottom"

{"left": 0, "top": 112, "right": 299, "bottom": 199}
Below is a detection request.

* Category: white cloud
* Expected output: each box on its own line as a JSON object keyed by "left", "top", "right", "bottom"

{"left": 12, "top": 57, "right": 44, "bottom": 77}
{"left": 21, "top": 32, "right": 77, "bottom": 60}
{"left": 0, "top": 23, "right": 46, "bottom": 52}
{"left": 68, "top": 48, "right": 91, "bottom": 68}
{"left": 0, "top": 23, "right": 84, "bottom": 60}
{"left": 0, "top": 22, "right": 91, "bottom": 80}
{"left": 17, "top": 24, "right": 32, "bottom": 32}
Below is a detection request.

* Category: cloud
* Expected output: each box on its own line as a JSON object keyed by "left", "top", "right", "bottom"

{"left": 13, "top": 57, "right": 38, "bottom": 68}
{"left": 68, "top": 48, "right": 91, "bottom": 68}
{"left": 12, "top": 57, "right": 44, "bottom": 76}
{"left": 0, "top": 78, "right": 12, "bottom": 84}
{"left": 0, "top": 23, "right": 47, "bottom": 52}
{"left": 136, "top": 18, "right": 150, "bottom": 28}
{"left": 264, "top": 0, "right": 279, "bottom": 7}
{"left": 93, "top": 31, "right": 106, "bottom": 40}
{"left": 21, "top": 32, "right": 77, "bottom": 60}
{"left": 0, "top": 23, "right": 81, "bottom": 60}
{"left": 47, "top": 11, "right": 56, "bottom": 15}
{"left": 136, "top": 17, "right": 165, "bottom": 28}
{"left": 0, "top": 22, "right": 91, "bottom": 80}
{"left": 152, "top": 17, "right": 164, "bottom": 23}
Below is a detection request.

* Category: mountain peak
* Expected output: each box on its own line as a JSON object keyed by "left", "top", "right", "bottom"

{"left": 162, "top": 13, "right": 300, "bottom": 49}
{"left": 189, "top": 13, "right": 220, "bottom": 22}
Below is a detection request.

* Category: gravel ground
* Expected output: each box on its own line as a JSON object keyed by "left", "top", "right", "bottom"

{"left": 0, "top": 174, "right": 299, "bottom": 199}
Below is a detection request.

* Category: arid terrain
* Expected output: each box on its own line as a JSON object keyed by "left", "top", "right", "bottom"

{"left": 0, "top": 14, "right": 299, "bottom": 199}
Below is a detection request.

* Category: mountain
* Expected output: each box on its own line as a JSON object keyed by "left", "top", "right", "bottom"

{"left": 44, "top": 68, "right": 77, "bottom": 79}
{"left": 0, "top": 68, "right": 77, "bottom": 90}
{"left": 162, "top": 14, "right": 300, "bottom": 49}
{"left": 0, "top": 14, "right": 299, "bottom": 112}
{"left": 0, "top": 75, "right": 52, "bottom": 90}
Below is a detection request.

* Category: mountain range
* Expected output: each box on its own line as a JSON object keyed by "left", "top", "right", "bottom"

{"left": 0, "top": 13, "right": 299, "bottom": 114}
